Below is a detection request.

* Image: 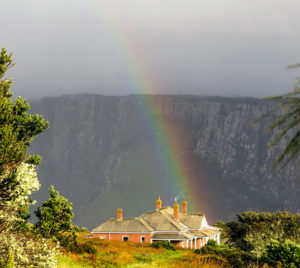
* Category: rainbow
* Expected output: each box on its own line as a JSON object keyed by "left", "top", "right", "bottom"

{"left": 91, "top": 4, "right": 205, "bottom": 212}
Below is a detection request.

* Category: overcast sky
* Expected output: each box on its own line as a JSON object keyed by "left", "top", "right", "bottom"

{"left": 1, "top": 0, "right": 300, "bottom": 99}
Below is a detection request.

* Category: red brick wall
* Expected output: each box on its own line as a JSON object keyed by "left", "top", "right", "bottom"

{"left": 171, "top": 241, "right": 182, "bottom": 248}
{"left": 93, "top": 233, "right": 208, "bottom": 249}
{"left": 93, "top": 233, "right": 151, "bottom": 243}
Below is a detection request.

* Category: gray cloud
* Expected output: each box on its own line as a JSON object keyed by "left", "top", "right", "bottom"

{"left": 1, "top": 0, "right": 300, "bottom": 98}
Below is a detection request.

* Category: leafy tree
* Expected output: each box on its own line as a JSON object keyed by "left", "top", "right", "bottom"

{"left": 0, "top": 48, "right": 48, "bottom": 232}
{"left": 0, "top": 48, "right": 58, "bottom": 267}
{"left": 267, "top": 63, "right": 300, "bottom": 168}
{"left": 35, "top": 185, "right": 75, "bottom": 238}
{"left": 218, "top": 211, "right": 300, "bottom": 259}
{"left": 261, "top": 240, "right": 300, "bottom": 267}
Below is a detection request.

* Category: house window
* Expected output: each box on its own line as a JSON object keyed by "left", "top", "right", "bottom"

{"left": 122, "top": 236, "right": 128, "bottom": 241}
{"left": 140, "top": 236, "right": 145, "bottom": 243}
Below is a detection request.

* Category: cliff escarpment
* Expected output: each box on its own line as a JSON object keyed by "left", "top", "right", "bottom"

{"left": 30, "top": 94, "right": 300, "bottom": 228}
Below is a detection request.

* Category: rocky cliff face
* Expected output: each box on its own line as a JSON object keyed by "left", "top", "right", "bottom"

{"left": 30, "top": 94, "right": 300, "bottom": 229}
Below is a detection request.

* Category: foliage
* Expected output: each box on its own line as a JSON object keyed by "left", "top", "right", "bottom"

{"left": 3, "top": 250, "right": 14, "bottom": 268}
{"left": 34, "top": 185, "right": 83, "bottom": 254}
{"left": 56, "top": 230, "right": 78, "bottom": 251}
{"left": 195, "top": 244, "right": 254, "bottom": 267}
{"left": 0, "top": 47, "right": 47, "bottom": 233}
{"left": 218, "top": 211, "right": 300, "bottom": 259}
{"left": 0, "top": 231, "right": 59, "bottom": 267}
{"left": 0, "top": 48, "right": 56, "bottom": 267}
{"left": 261, "top": 239, "right": 300, "bottom": 268}
{"left": 0, "top": 163, "right": 40, "bottom": 232}
{"left": 75, "top": 241, "right": 97, "bottom": 254}
{"left": 266, "top": 63, "right": 300, "bottom": 167}
{"left": 73, "top": 225, "right": 89, "bottom": 232}
{"left": 150, "top": 241, "right": 176, "bottom": 251}
{"left": 35, "top": 185, "right": 75, "bottom": 238}
{"left": 206, "top": 239, "right": 218, "bottom": 247}
{"left": 0, "top": 47, "right": 48, "bottom": 177}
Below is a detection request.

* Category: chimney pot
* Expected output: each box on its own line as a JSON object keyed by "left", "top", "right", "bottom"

{"left": 116, "top": 208, "right": 123, "bottom": 220}
{"left": 156, "top": 196, "right": 162, "bottom": 209}
{"left": 182, "top": 201, "right": 187, "bottom": 215}
{"left": 174, "top": 203, "right": 180, "bottom": 220}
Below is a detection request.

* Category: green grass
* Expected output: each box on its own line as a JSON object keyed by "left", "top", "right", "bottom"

{"left": 57, "top": 254, "right": 93, "bottom": 268}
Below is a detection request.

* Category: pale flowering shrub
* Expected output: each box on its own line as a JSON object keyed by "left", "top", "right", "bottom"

{"left": 0, "top": 163, "right": 59, "bottom": 267}
{"left": 11, "top": 162, "right": 40, "bottom": 206}
{"left": 0, "top": 232, "right": 59, "bottom": 267}
{"left": 0, "top": 163, "right": 40, "bottom": 231}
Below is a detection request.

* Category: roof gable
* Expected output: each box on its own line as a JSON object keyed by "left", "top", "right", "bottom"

{"left": 140, "top": 210, "right": 180, "bottom": 231}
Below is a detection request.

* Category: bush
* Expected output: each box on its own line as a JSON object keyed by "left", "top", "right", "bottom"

{"left": 3, "top": 250, "right": 14, "bottom": 268}
{"left": 218, "top": 211, "right": 300, "bottom": 259}
{"left": 0, "top": 231, "right": 58, "bottom": 267}
{"left": 73, "top": 225, "right": 89, "bottom": 232}
{"left": 150, "top": 241, "right": 176, "bottom": 251}
{"left": 75, "top": 241, "right": 97, "bottom": 254}
{"left": 195, "top": 245, "right": 247, "bottom": 267}
{"left": 206, "top": 239, "right": 218, "bottom": 247}
{"left": 261, "top": 240, "right": 300, "bottom": 267}
{"left": 56, "top": 230, "right": 78, "bottom": 251}
{"left": 35, "top": 185, "right": 75, "bottom": 238}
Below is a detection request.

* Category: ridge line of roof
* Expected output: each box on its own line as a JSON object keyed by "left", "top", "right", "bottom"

{"left": 159, "top": 209, "right": 187, "bottom": 231}
{"left": 137, "top": 218, "right": 154, "bottom": 232}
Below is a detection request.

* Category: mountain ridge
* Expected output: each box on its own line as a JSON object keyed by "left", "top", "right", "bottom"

{"left": 29, "top": 94, "right": 299, "bottom": 229}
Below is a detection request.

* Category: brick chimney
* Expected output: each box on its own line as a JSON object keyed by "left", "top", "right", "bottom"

{"left": 116, "top": 208, "right": 123, "bottom": 220}
{"left": 156, "top": 196, "right": 162, "bottom": 209}
{"left": 182, "top": 201, "right": 187, "bottom": 215}
{"left": 174, "top": 203, "right": 180, "bottom": 220}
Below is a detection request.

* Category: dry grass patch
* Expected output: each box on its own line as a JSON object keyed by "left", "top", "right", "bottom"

{"left": 58, "top": 236, "right": 228, "bottom": 268}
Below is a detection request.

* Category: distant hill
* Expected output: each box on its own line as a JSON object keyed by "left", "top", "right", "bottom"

{"left": 30, "top": 94, "right": 300, "bottom": 229}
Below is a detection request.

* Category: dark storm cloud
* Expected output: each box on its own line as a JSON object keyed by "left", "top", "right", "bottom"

{"left": 1, "top": 0, "right": 300, "bottom": 98}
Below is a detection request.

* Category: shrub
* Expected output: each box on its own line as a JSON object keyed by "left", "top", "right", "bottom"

{"left": 261, "top": 240, "right": 300, "bottom": 267}
{"left": 4, "top": 250, "right": 14, "bottom": 268}
{"left": 35, "top": 185, "right": 75, "bottom": 238}
{"left": 150, "top": 241, "right": 176, "bottom": 251}
{"left": 206, "top": 239, "right": 218, "bottom": 247}
{"left": 218, "top": 211, "right": 300, "bottom": 259}
{"left": 0, "top": 231, "right": 59, "bottom": 267}
{"left": 195, "top": 245, "right": 246, "bottom": 267}
{"left": 73, "top": 225, "right": 89, "bottom": 232}
{"left": 75, "top": 241, "right": 97, "bottom": 255}
{"left": 56, "top": 230, "right": 78, "bottom": 251}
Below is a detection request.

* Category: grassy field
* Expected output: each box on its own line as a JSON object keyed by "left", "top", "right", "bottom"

{"left": 57, "top": 236, "right": 227, "bottom": 268}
